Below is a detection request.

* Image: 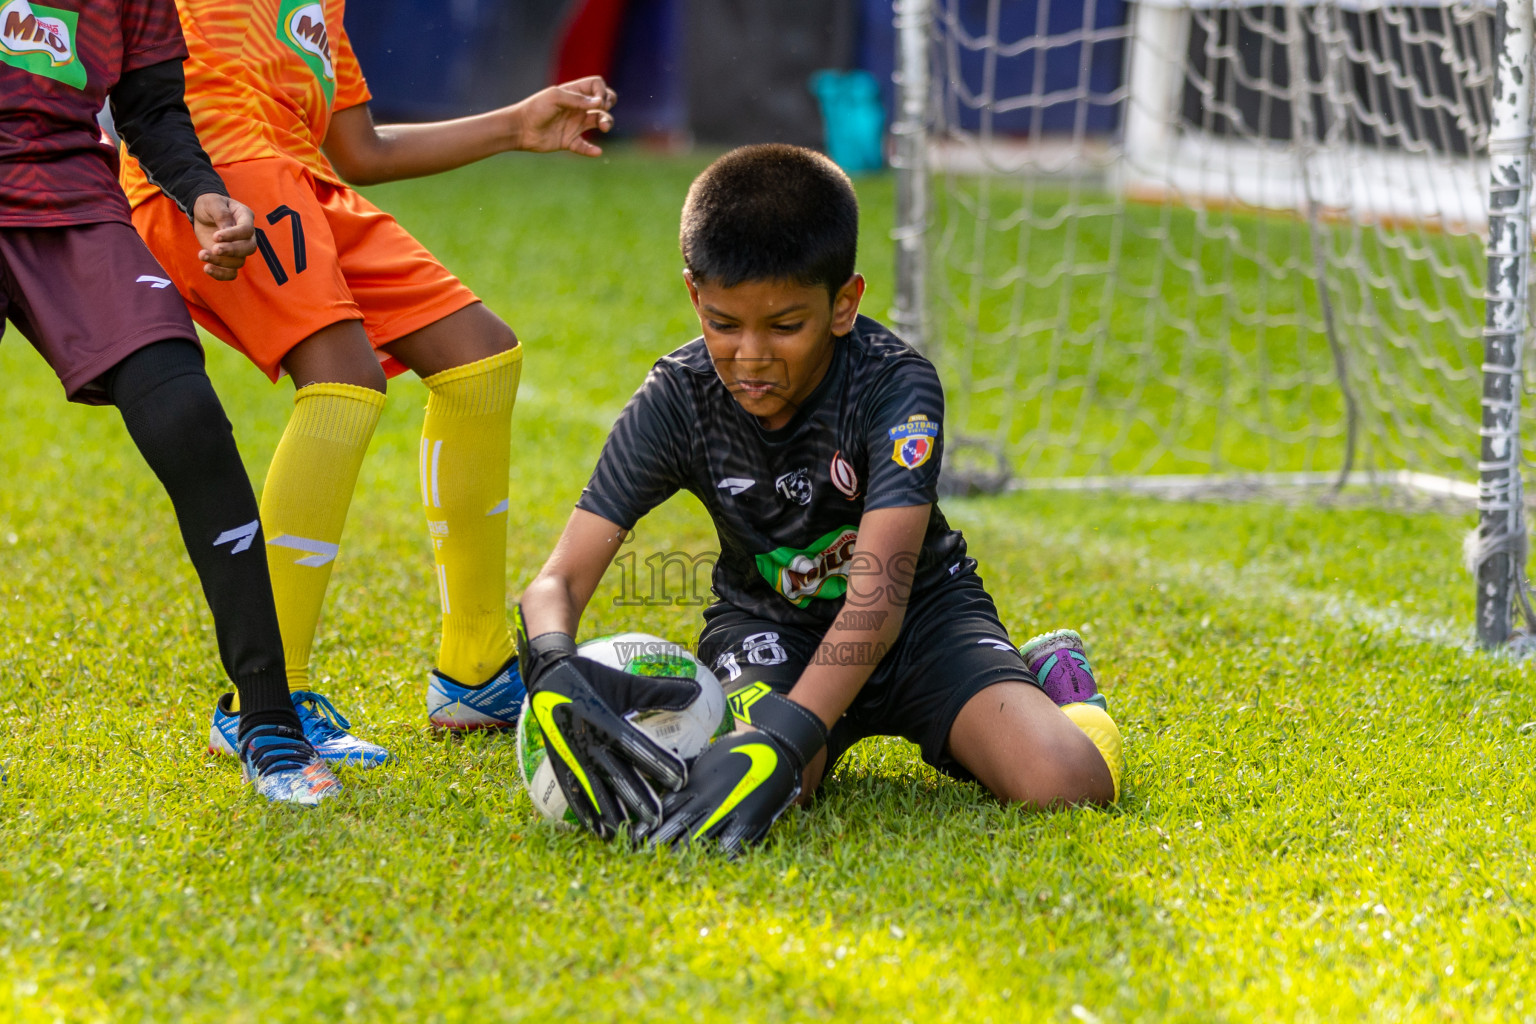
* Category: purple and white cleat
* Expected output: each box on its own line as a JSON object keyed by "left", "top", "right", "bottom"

{"left": 1019, "top": 628, "right": 1107, "bottom": 711}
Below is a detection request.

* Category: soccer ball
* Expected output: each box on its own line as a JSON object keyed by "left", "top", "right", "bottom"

{"left": 515, "top": 632, "right": 734, "bottom": 826}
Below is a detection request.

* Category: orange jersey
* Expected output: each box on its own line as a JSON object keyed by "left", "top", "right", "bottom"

{"left": 119, "top": 0, "right": 370, "bottom": 207}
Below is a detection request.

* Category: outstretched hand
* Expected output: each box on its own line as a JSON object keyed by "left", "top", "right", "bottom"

{"left": 513, "top": 76, "right": 617, "bottom": 157}
{"left": 191, "top": 194, "right": 256, "bottom": 281}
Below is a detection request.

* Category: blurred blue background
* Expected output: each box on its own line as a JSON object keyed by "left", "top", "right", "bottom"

{"left": 344, "top": 0, "right": 1129, "bottom": 157}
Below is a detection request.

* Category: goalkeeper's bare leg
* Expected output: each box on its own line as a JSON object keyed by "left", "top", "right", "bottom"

{"left": 946, "top": 682, "right": 1119, "bottom": 807}
{"left": 795, "top": 680, "right": 1118, "bottom": 807}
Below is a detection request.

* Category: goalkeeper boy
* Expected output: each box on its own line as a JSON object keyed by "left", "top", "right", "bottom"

{"left": 517, "top": 145, "right": 1123, "bottom": 853}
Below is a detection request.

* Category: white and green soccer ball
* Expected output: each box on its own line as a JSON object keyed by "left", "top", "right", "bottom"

{"left": 515, "top": 632, "right": 734, "bottom": 826}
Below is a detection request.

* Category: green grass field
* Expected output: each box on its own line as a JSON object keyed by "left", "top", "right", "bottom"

{"left": 4, "top": 151, "right": 1536, "bottom": 1022}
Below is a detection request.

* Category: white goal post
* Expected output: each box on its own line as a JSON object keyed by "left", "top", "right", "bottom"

{"left": 892, "top": 0, "right": 1536, "bottom": 646}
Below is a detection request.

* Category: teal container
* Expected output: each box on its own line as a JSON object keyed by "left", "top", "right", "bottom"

{"left": 809, "top": 69, "right": 886, "bottom": 174}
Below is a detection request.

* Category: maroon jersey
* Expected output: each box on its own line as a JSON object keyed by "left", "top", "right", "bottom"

{"left": 0, "top": 0, "right": 186, "bottom": 226}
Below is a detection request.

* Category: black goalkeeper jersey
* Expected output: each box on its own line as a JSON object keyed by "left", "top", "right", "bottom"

{"left": 577, "top": 315, "right": 973, "bottom": 629}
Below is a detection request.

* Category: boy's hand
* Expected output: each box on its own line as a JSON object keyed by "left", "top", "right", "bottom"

{"left": 511, "top": 76, "right": 616, "bottom": 157}
{"left": 519, "top": 615, "right": 694, "bottom": 838}
{"left": 191, "top": 194, "right": 256, "bottom": 281}
{"left": 636, "top": 688, "right": 828, "bottom": 857}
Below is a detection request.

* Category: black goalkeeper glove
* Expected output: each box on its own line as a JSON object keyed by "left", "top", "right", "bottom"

{"left": 517, "top": 611, "right": 698, "bottom": 839}
{"left": 635, "top": 684, "right": 828, "bottom": 857}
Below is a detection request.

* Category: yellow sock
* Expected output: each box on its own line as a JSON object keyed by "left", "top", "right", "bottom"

{"left": 1063, "top": 702, "right": 1123, "bottom": 802}
{"left": 231, "top": 383, "right": 384, "bottom": 708}
{"left": 420, "top": 346, "right": 521, "bottom": 685}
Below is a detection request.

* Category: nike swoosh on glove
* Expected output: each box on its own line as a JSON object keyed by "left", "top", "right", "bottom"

{"left": 518, "top": 610, "right": 699, "bottom": 839}
{"left": 635, "top": 687, "right": 827, "bottom": 857}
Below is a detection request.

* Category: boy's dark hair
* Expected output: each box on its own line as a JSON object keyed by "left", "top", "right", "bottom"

{"left": 680, "top": 144, "right": 858, "bottom": 297}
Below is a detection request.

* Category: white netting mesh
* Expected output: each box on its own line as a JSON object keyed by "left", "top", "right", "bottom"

{"left": 925, "top": 0, "right": 1504, "bottom": 499}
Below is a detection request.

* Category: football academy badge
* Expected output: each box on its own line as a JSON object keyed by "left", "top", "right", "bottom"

{"left": 0, "top": 1, "right": 85, "bottom": 90}
{"left": 829, "top": 450, "right": 860, "bottom": 499}
{"left": 888, "top": 414, "right": 939, "bottom": 470}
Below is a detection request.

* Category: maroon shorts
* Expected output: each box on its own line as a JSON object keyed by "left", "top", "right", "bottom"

{"left": 0, "top": 220, "right": 200, "bottom": 404}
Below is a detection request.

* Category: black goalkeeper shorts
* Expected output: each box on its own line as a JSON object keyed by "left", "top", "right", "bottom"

{"left": 695, "top": 570, "right": 1040, "bottom": 782}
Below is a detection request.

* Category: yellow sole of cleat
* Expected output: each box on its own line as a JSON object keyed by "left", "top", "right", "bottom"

{"left": 1062, "top": 702, "right": 1123, "bottom": 803}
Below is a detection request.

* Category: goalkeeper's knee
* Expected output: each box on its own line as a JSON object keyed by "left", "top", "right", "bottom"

{"left": 1062, "top": 702, "right": 1123, "bottom": 802}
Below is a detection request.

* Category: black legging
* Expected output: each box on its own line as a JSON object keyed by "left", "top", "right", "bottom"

{"left": 101, "top": 339, "right": 295, "bottom": 738}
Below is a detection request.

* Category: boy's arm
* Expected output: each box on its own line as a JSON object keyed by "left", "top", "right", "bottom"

{"left": 321, "top": 77, "right": 616, "bottom": 187}
{"left": 785, "top": 504, "right": 929, "bottom": 727}
{"left": 520, "top": 508, "right": 631, "bottom": 638}
{"left": 638, "top": 504, "right": 930, "bottom": 857}
{"left": 110, "top": 59, "right": 256, "bottom": 280}
{"left": 521, "top": 360, "right": 695, "bottom": 837}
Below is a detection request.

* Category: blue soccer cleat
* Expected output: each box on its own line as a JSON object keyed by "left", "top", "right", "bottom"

{"left": 238, "top": 723, "right": 341, "bottom": 806}
{"left": 209, "top": 694, "right": 241, "bottom": 757}
{"left": 209, "top": 690, "right": 391, "bottom": 767}
{"left": 426, "top": 656, "right": 525, "bottom": 730}
{"left": 290, "top": 690, "right": 392, "bottom": 766}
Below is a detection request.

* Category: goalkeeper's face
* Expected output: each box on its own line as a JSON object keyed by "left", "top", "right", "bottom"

{"left": 685, "top": 271, "right": 865, "bottom": 431}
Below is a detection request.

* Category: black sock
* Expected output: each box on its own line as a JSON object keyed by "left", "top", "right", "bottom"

{"left": 102, "top": 340, "right": 299, "bottom": 739}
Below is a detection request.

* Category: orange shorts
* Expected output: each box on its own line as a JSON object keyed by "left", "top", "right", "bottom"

{"left": 132, "top": 156, "right": 480, "bottom": 381}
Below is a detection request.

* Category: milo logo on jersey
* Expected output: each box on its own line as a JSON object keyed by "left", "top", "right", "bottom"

{"left": 278, "top": 0, "right": 335, "bottom": 104}
{"left": 755, "top": 526, "right": 859, "bottom": 607}
{"left": 0, "top": 0, "right": 84, "bottom": 89}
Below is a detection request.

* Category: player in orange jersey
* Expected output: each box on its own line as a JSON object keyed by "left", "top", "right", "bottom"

{"left": 122, "top": 0, "right": 616, "bottom": 767}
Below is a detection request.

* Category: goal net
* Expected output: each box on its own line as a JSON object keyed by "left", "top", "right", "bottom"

{"left": 892, "top": 0, "right": 1536, "bottom": 643}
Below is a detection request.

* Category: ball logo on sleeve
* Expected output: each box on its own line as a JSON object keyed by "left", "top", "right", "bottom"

{"left": 888, "top": 414, "right": 939, "bottom": 470}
